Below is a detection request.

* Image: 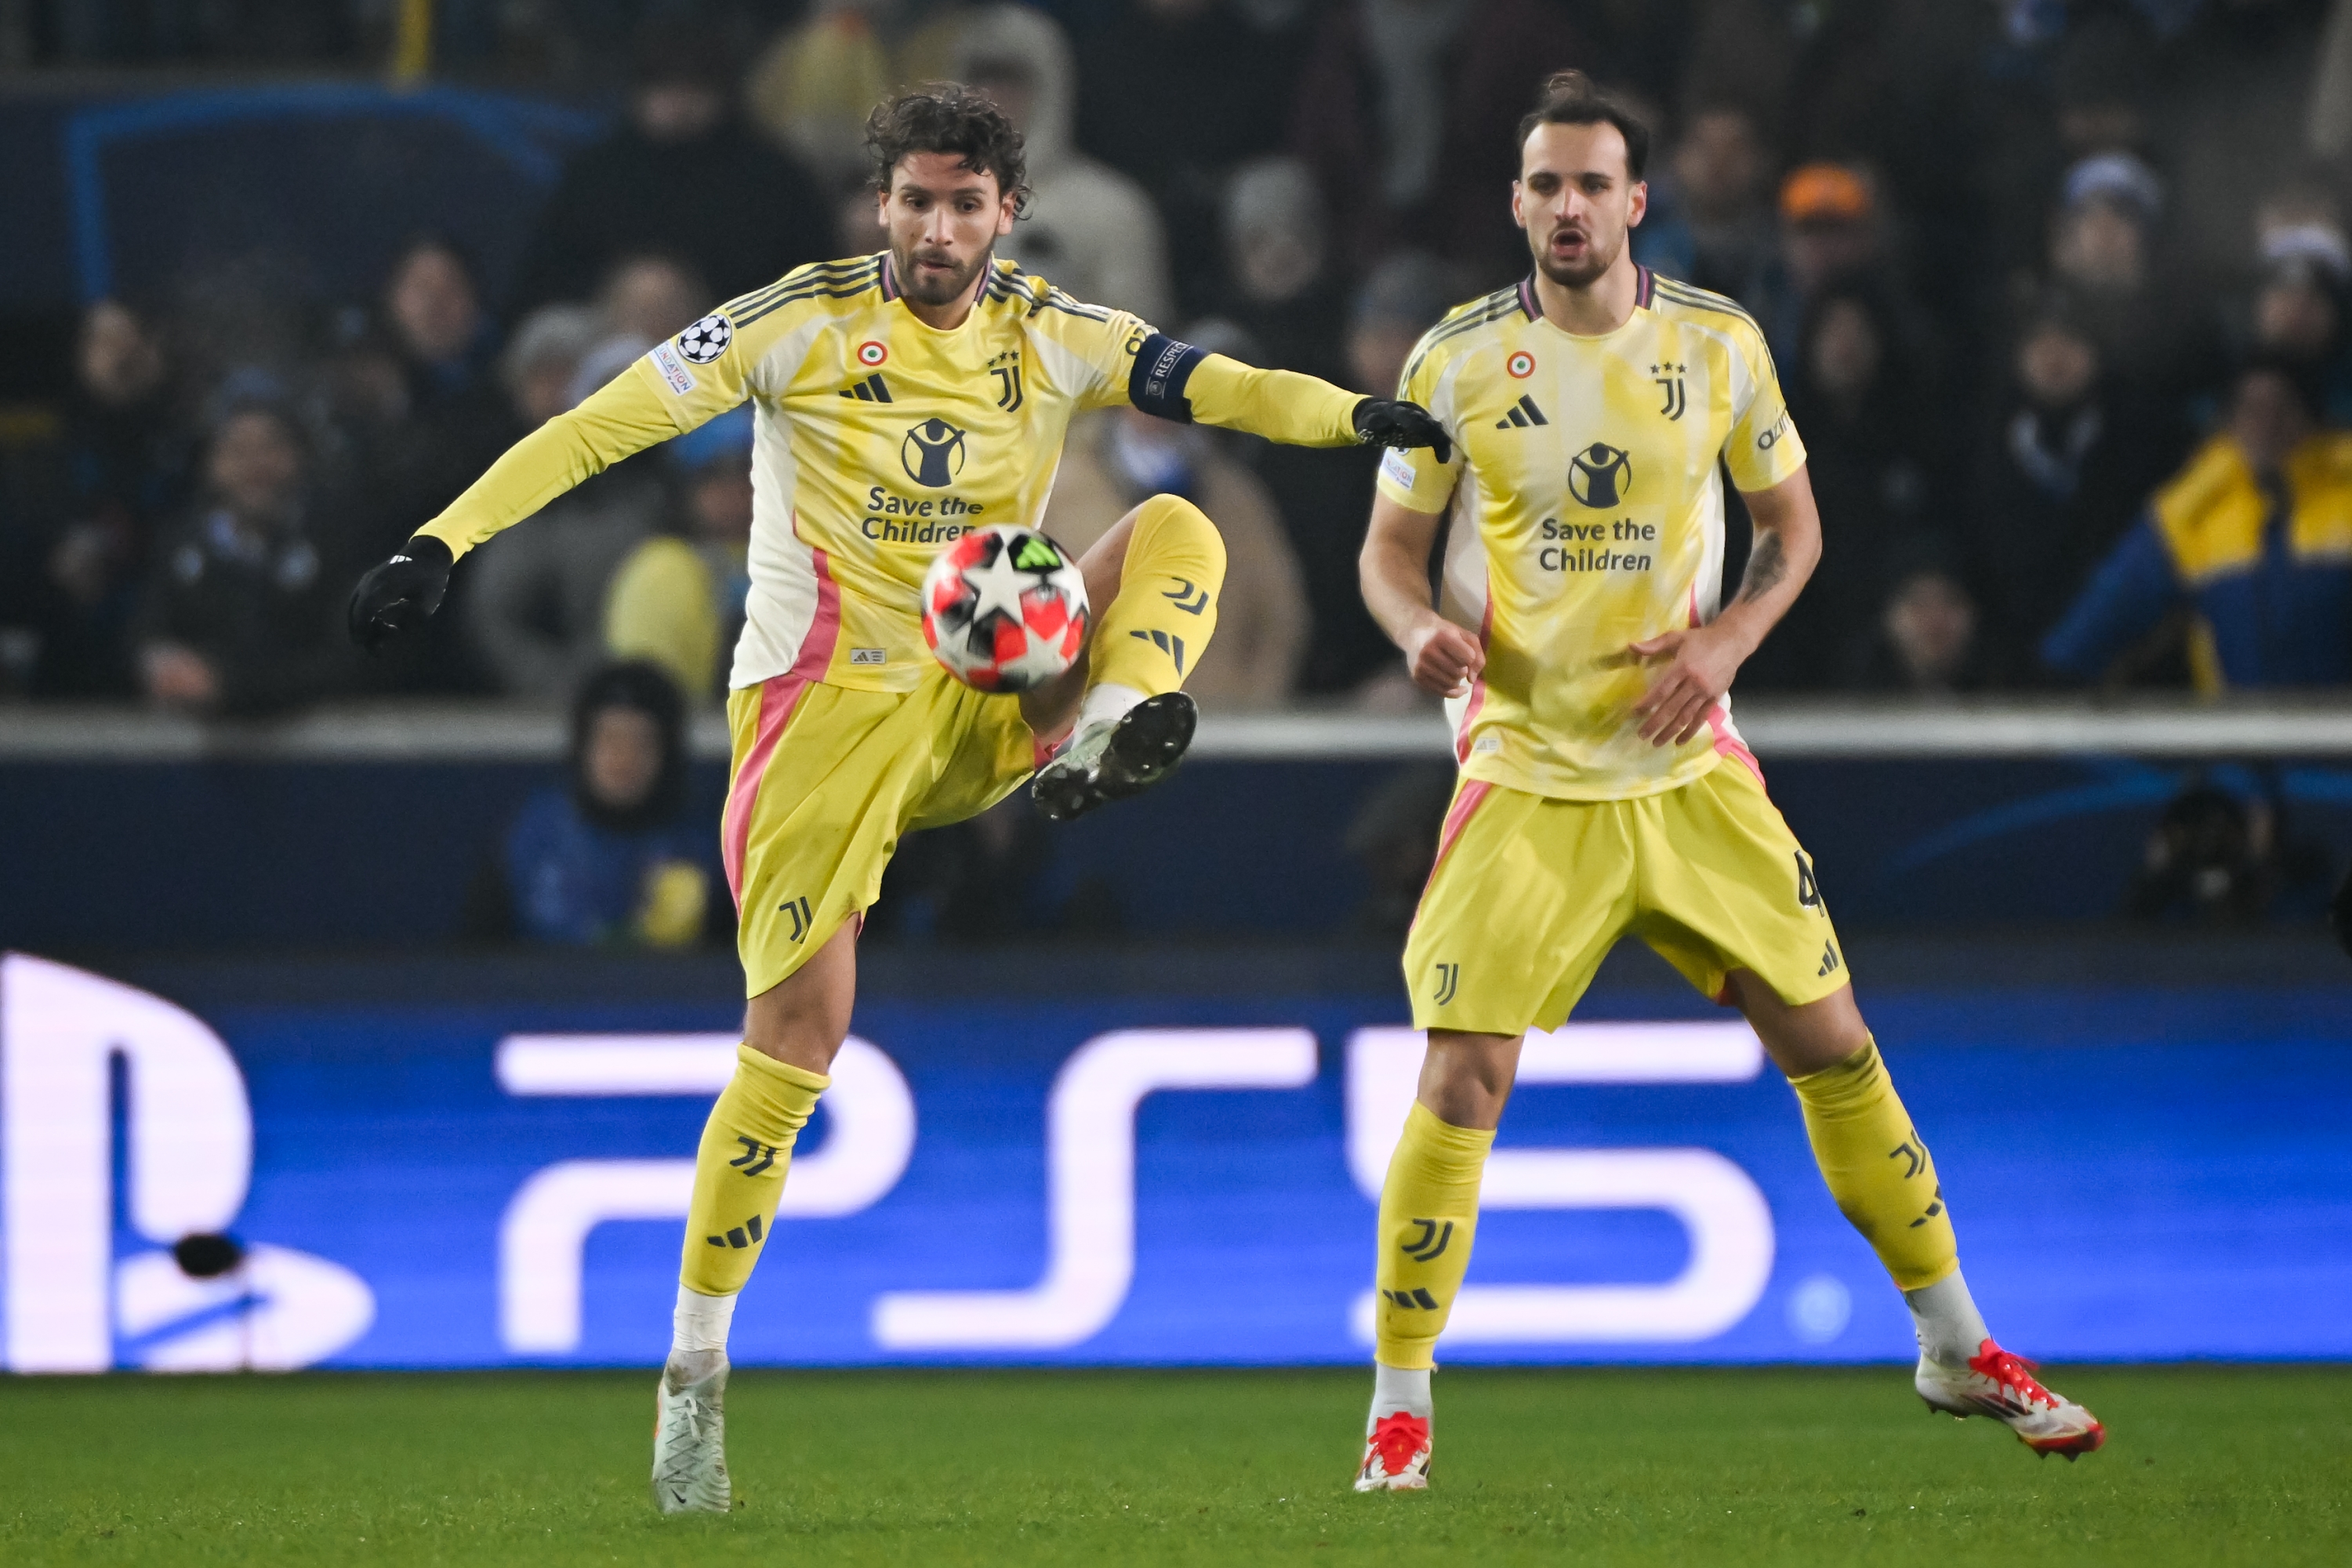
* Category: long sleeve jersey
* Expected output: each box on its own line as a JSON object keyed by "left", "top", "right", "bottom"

{"left": 416, "top": 252, "right": 1364, "bottom": 693}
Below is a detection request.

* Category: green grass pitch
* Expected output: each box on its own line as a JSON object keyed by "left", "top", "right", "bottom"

{"left": 3, "top": 1366, "right": 2346, "bottom": 1566}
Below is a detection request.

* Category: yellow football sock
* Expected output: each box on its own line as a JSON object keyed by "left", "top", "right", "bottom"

{"left": 679, "top": 1044, "right": 829, "bottom": 1297}
{"left": 1372, "top": 1101, "right": 1494, "bottom": 1371}
{"left": 1087, "top": 493, "right": 1225, "bottom": 697}
{"left": 1788, "top": 1037, "right": 1958, "bottom": 1290}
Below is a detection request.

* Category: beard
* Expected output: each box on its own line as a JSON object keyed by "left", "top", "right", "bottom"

{"left": 1532, "top": 225, "right": 1619, "bottom": 289}
{"left": 895, "top": 242, "right": 992, "bottom": 306}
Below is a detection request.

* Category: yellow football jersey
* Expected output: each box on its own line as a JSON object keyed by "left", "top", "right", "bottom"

{"left": 418, "top": 253, "right": 1360, "bottom": 693}
{"left": 1376, "top": 269, "right": 1807, "bottom": 800}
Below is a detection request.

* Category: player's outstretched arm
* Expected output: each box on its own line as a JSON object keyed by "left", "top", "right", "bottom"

{"left": 1629, "top": 464, "right": 1823, "bottom": 746}
{"left": 1163, "top": 348, "right": 1450, "bottom": 460}
{"left": 1361, "top": 492, "right": 1484, "bottom": 699}
{"left": 347, "top": 370, "right": 684, "bottom": 650}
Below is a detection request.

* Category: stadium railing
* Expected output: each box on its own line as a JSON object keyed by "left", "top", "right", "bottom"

{"left": 8, "top": 694, "right": 2352, "bottom": 763}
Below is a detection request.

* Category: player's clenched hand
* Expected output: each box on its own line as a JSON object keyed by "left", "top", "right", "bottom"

{"left": 1628, "top": 623, "right": 1749, "bottom": 746}
{"left": 1352, "top": 399, "right": 1454, "bottom": 466}
{"left": 347, "top": 534, "right": 454, "bottom": 652}
{"left": 1402, "top": 617, "right": 1484, "bottom": 699}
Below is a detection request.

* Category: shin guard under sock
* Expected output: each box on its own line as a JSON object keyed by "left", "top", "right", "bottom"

{"left": 1788, "top": 1037, "right": 1958, "bottom": 1291}
{"left": 1087, "top": 494, "right": 1226, "bottom": 699}
{"left": 1371, "top": 1101, "right": 1494, "bottom": 1371}
{"left": 679, "top": 1044, "right": 828, "bottom": 1297}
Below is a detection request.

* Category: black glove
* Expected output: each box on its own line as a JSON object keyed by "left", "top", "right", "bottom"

{"left": 1352, "top": 397, "right": 1453, "bottom": 466}
{"left": 347, "top": 533, "right": 453, "bottom": 652}
{"left": 2332, "top": 866, "right": 2352, "bottom": 960}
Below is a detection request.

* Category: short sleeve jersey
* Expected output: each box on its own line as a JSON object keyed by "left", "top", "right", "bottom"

{"left": 1376, "top": 269, "right": 1807, "bottom": 800}
{"left": 630, "top": 254, "right": 1156, "bottom": 692}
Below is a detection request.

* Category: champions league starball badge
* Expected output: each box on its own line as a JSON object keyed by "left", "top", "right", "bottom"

{"left": 676, "top": 314, "right": 734, "bottom": 365}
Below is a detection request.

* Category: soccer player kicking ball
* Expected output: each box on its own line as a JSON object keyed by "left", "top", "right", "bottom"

{"left": 345, "top": 85, "right": 1448, "bottom": 1515}
{"left": 1349, "top": 72, "right": 2104, "bottom": 1492}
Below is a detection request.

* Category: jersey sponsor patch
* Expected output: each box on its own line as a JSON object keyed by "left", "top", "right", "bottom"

{"left": 677, "top": 313, "right": 734, "bottom": 364}
{"left": 1379, "top": 448, "right": 1417, "bottom": 490}
{"left": 649, "top": 340, "right": 698, "bottom": 395}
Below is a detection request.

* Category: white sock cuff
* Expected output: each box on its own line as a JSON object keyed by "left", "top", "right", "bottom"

{"left": 1904, "top": 1270, "right": 1989, "bottom": 1368}
{"left": 1368, "top": 1361, "right": 1433, "bottom": 1431}
{"left": 672, "top": 1284, "right": 738, "bottom": 1355}
{"left": 1078, "top": 682, "right": 1147, "bottom": 733}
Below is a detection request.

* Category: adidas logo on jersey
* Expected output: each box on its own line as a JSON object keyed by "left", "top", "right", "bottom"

{"left": 1494, "top": 394, "right": 1548, "bottom": 429}
{"left": 840, "top": 372, "right": 894, "bottom": 403}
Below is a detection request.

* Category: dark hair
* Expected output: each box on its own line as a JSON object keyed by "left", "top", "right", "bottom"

{"left": 386, "top": 231, "right": 482, "bottom": 296}
{"left": 1517, "top": 70, "right": 1650, "bottom": 180}
{"left": 865, "top": 82, "right": 1031, "bottom": 215}
{"left": 570, "top": 660, "right": 689, "bottom": 833}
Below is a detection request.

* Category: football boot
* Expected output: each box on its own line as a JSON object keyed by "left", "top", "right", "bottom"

{"left": 652, "top": 1352, "right": 733, "bottom": 1514}
{"left": 1353, "top": 1410, "right": 1433, "bottom": 1492}
{"left": 1915, "top": 1339, "right": 2106, "bottom": 1458}
{"left": 1032, "top": 691, "right": 1196, "bottom": 822}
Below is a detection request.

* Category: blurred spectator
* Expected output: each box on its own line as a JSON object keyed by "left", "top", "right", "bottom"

{"left": 2161, "top": 0, "right": 2337, "bottom": 285}
{"left": 1289, "top": 0, "right": 1589, "bottom": 287}
{"left": 502, "top": 306, "right": 607, "bottom": 433}
{"left": 371, "top": 235, "right": 514, "bottom": 538}
{"left": 27, "top": 299, "right": 191, "bottom": 696}
{"left": 1216, "top": 158, "right": 1346, "bottom": 381}
{"left": 1258, "top": 252, "right": 1455, "bottom": 695}
{"left": 2046, "top": 151, "right": 2202, "bottom": 399}
{"left": 873, "top": 793, "right": 1064, "bottom": 944}
{"left": 514, "top": 15, "right": 831, "bottom": 314}
{"left": 1755, "top": 281, "right": 1948, "bottom": 689}
{"left": 463, "top": 330, "right": 669, "bottom": 700}
{"left": 1841, "top": 538, "right": 1992, "bottom": 695}
{"left": 1635, "top": 103, "right": 1773, "bottom": 303}
{"left": 605, "top": 408, "right": 757, "bottom": 701}
{"left": 132, "top": 402, "right": 359, "bottom": 715}
{"left": 1751, "top": 162, "right": 1889, "bottom": 370}
{"left": 2044, "top": 358, "right": 2352, "bottom": 691}
{"left": 1044, "top": 329, "right": 1308, "bottom": 710}
{"left": 463, "top": 662, "right": 721, "bottom": 949}
{"left": 1972, "top": 292, "right": 2190, "bottom": 665}
{"left": 598, "top": 254, "right": 713, "bottom": 347}
{"left": 954, "top": 4, "right": 1174, "bottom": 321}
{"left": 2247, "top": 232, "right": 2352, "bottom": 425}
{"left": 564, "top": 255, "right": 717, "bottom": 412}
{"left": 1073, "top": 0, "right": 1320, "bottom": 317}
{"left": 747, "top": 0, "right": 966, "bottom": 191}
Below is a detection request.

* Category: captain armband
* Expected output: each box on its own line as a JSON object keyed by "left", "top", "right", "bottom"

{"left": 1128, "top": 332, "right": 1206, "bottom": 423}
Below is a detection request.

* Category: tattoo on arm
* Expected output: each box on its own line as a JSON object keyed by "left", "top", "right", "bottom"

{"left": 1735, "top": 531, "right": 1786, "bottom": 604}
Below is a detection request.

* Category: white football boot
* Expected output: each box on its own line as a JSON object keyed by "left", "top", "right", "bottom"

{"left": 1353, "top": 1411, "right": 1433, "bottom": 1492}
{"left": 1915, "top": 1338, "right": 2106, "bottom": 1458}
{"left": 652, "top": 1352, "right": 732, "bottom": 1513}
{"left": 1032, "top": 691, "right": 1196, "bottom": 822}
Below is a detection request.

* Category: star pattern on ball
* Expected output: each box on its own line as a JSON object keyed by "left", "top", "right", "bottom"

{"left": 963, "top": 540, "right": 1034, "bottom": 629}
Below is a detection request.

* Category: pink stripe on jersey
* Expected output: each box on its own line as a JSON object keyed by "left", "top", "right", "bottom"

{"left": 721, "top": 546, "right": 841, "bottom": 909}
{"left": 1706, "top": 703, "right": 1766, "bottom": 787}
{"left": 1453, "top": 597, "right": 1496, "bottom": 764}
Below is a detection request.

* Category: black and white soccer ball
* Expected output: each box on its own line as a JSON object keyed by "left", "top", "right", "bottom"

{"left": 677, "top": 314, "right": 734, "bottom": 365}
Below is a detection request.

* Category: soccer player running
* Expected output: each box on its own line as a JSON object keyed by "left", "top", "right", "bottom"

{"left": 1350, "top": 72, "right": 2104, "bottom": 1491}
{"left": 346, "top": 85, "right": 1448, "bottom": 1514}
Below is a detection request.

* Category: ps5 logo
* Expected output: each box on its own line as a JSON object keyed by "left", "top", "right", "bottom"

{"left": 0, "top": 954, "right": 374, "bottom": 1371}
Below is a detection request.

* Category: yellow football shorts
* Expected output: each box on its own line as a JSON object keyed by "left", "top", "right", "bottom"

{"left": 722, "top": 666, "right": 1040, "bottom": 996}
{"left": 1403, "top": 757, "right": 1849, "bottom": 1034}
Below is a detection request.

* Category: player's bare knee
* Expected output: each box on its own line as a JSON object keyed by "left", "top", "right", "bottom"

{"left": 1731, "top": 973, "right": 1870, "bottom": 1077}
{"left": 1417, "top": 1029, "right": 1521, "bottom": 1130}
{"left": 742, "top": 924, "right": 855, "bottom": 1074}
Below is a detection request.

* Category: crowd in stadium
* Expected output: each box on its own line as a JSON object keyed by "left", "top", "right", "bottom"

{"left": 3, "top": 0, "right": 2350, "bottom": 717}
